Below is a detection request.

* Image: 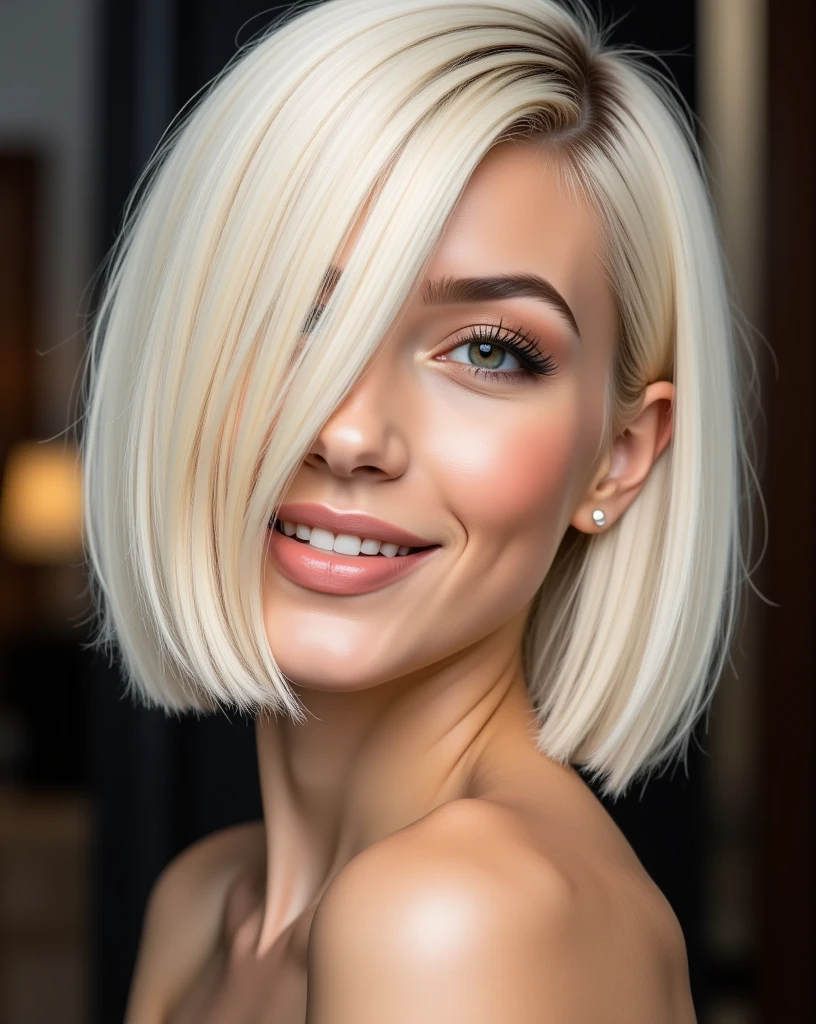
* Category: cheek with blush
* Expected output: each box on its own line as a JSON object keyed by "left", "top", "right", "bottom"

{"left": 440, "top": 399, "right": 580, "bottom": 558}
{"left": 429, "top": 395, "right": 584, "bottom": 626}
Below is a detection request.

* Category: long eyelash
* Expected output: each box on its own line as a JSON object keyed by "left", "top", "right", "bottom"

{"left": 459, "top": 320, "right": 559, "bottom": 382}
{"left": 303, "top": 305, "right": 559, "bottom": 384}
{"left": 301, "top": 302, "right": 326, "bottom": 334}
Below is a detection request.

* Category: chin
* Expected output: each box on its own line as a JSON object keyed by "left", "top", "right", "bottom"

{"left": 270, "top": 656, "right": 396, "bottom": 695}
{"left": 263, "top": 618, "right": 398, "bottom": 693}
{"left": 262, "top": 607, "right": 450, "bottom": 696}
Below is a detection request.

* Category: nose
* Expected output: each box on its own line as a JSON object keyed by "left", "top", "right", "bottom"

{"left": 304, "top": 352, "right": 410, "bottom": 480}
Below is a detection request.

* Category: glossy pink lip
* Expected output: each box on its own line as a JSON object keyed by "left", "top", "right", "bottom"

{"left": 271, "top": 503, "right": 436, "bottom": 548}
{"left": 266, "top": 527, "right": 442, "bottom": 596}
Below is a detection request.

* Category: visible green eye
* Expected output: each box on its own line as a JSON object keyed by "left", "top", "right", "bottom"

{"left": 438, "top": 321, "right": 559, "bottom": 384}
{"left": 446, "top": 340, "right": 523, "bottom": 372}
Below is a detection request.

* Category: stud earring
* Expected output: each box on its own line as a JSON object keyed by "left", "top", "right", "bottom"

{"left": 591, "top": 509, "right": 606, "bottom": 529}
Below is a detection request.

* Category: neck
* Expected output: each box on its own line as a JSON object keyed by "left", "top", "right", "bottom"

{"left": 252, "top": 608, "right": 541, "bottom": 953}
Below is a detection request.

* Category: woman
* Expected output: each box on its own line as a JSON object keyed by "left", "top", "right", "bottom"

{"left": 81, "top": 0, "right": 751, "bottom": 1020}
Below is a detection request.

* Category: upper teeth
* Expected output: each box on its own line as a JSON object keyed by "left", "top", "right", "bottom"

{"left": 279, "top": 521, "right": 411, "bottom": 557}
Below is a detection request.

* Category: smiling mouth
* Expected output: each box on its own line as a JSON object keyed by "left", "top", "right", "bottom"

{"left": 270, "top": 519, "right": 436, "bottom": 557}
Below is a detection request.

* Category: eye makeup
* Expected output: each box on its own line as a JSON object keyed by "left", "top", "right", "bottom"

{"left": 437, "top": 318, "right": 559, "bottom": 385}
{"left": 299, "top": 299, "right": 560, "bottom": 387}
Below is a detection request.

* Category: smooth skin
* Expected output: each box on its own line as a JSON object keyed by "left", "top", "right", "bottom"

{"left": 125, "top": 142, "right": 693, "bottom": 1023}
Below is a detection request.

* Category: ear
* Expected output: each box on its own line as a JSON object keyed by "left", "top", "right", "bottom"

{"left": 570, "top": 381, "right": 674, "bottom": 534}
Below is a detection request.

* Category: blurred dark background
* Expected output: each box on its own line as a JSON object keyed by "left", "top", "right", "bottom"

{"left": 0, "top": 1, "right": 811, "bottom": 1022}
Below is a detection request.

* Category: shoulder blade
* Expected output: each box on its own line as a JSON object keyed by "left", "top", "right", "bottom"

{"left": 306, "top": 798, "right": 693, "bottom": 1023}
{"left": 305, "top": 800, "right": 576, "bottom": 1023}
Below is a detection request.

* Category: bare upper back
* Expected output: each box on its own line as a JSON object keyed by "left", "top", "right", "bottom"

{"left": 124, "top": 778, "right": 694, "bottom": 1023}
{"left": 306, "top": 796, "right": 696, "bottom": 1022}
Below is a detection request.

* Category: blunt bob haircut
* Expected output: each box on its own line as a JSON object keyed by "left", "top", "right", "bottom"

{"left": 81, "top": 0, "right": 755, "bottom": 797}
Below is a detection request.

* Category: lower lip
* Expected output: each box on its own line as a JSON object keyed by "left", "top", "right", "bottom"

{"left": 266, "top": 527, "right": 442, "bottom": 596}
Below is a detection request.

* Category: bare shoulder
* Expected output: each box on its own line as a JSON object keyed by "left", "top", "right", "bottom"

{"left": 307, "top": 798, "right": 696, "bottom": 1023}
{"left": 124, "top": 820, "right": 265, "bottom": 1024}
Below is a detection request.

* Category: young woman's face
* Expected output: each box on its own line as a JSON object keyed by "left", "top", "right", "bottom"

{"left": 262, "top": 142, "right": 618, "bottom": 691}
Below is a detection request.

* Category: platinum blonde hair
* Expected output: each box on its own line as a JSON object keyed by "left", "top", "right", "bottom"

{"left": 81, "top": 0, "right": 755, "bottom": 796}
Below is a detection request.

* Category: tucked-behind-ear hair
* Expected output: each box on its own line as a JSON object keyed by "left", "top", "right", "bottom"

{"left": 79, "top": 0, "right": 758, "bottom": 797}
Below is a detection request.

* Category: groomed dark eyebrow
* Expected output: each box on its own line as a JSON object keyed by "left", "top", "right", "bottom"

{"left": 316, "top": 265, "right": 581, "bottom": 340}
{"left": 420, "top": 273, "right": 580, "bottom": 340}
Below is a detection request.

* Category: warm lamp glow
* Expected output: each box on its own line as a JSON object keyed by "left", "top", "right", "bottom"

{"left": 0, "top": 441, "right": 84, "bottom": 564}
